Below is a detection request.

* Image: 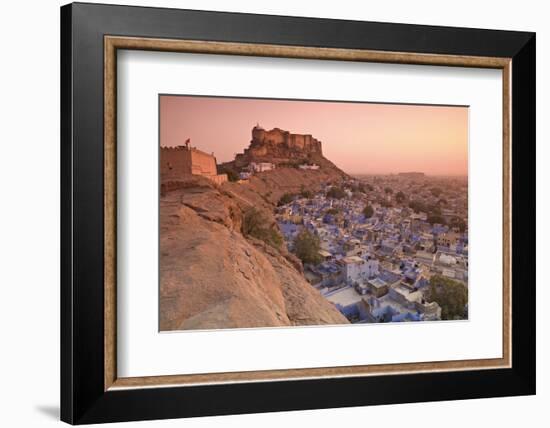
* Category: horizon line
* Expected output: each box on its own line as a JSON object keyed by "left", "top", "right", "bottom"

{"left": 349, "top": 172, "right": 468, "bottom": 177}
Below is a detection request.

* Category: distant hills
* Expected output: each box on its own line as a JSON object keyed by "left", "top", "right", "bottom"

{"left": 398, "top": 172, "right": 425, "bottom": 178}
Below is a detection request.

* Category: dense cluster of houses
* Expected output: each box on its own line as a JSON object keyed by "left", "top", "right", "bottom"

{"left": 276, "top": 175, "right": 469, "bottom": 324}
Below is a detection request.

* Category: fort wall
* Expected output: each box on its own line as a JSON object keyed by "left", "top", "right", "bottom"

{"left": 250, "top": 126, "right": 323, "bottom": 154}
{"left": 161, "top": 145, "right": 227, "bottom": 184}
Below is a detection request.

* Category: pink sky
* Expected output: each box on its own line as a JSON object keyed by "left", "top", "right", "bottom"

{"left": 160, "top": 95, "right": 468, "bottom": 176}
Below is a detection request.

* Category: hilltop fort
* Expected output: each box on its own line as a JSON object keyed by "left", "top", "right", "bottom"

{"left": 217, "top": 126, "right": 347, "bottom": 184}
{"left": 233, "top": 125, "right": 323, "bottom": 168}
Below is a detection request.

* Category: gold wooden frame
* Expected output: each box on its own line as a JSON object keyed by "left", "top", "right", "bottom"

{"left": 104, "top": 36, "right": 512, "bottom": 391}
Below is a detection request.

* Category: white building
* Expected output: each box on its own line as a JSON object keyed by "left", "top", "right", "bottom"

{"left": 340, "top": 256, "right": 379, "bottom": 284}
{"left": 298, "top": 163, "right": 320, "bottom": 170}
{"left": 249, "top": 162, "right": 276, "bottom": 173}
{"left": 439, "top": 253, "right": 457, "bottom": 265}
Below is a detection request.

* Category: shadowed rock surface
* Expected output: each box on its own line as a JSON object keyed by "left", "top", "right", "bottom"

{"left": 160, "top": 179, "right": 348, "bottom": 330}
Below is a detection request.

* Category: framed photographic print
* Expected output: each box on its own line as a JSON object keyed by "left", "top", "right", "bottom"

{"left": 60, "top": 2, "right": 536, "bottom": 424}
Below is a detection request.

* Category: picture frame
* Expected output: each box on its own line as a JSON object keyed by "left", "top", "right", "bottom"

{"left": 60, "top": 2, "right": 535, "bottom": 424}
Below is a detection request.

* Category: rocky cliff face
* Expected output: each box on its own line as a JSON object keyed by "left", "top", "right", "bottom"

{"left": 160, "top": 176, "right": 348, "bottom": 331}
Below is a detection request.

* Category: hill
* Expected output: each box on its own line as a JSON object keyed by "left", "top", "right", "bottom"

{"left": 160, "top": 126, "right": 351, "bottom": 331}
{"left": 160, "top": 177, "right": 348, "bottom": 330}
{"left": 220, "top": 125, "right": 348, "bottom": 180}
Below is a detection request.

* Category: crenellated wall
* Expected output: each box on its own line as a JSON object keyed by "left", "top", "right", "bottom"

{"left": 161, "top": 145, "right": 226, "bottom": 184}
{"left": 249, "top": 126, "right": 323, "bottom": 155}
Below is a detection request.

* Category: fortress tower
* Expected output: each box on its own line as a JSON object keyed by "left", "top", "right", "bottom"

{"left": 249, "top": 125, "right": 322, "bottom": 154}
{"left": 161, "top": 142, "right": 227, "bottom": 185}
{"left": 234, "top": 125, "right": 323, "bottom": 168}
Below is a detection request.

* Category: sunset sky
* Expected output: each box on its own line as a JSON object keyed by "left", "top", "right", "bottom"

{"left": 160, "top": 95, "right": 468, "bottom": 176}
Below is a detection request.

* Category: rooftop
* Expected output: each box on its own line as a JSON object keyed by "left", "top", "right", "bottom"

{"left": 342, "top": 255, "right": 364, "bottom": 264}
{"left": 325, "top": 287, "right": 363, "bottom": 307}
{"left": 369, "top": 278, "right": 387, "bottom": 288}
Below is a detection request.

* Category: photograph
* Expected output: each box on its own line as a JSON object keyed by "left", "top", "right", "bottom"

{"left": 159, "top": 95, "right": 469, "bottom": 331}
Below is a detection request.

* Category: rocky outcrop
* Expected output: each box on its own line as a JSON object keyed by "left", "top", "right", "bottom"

{"left": 230, "top": 126, "right": 344, "bottom": 172}
{"left": 160, "top": 179, "right": 348, "bottom": 331}
{"left": 224, "top": 164, "right": 347, "bottom": 206}
{"left": 243, "top": 126, "right": 322, "bottom": 160}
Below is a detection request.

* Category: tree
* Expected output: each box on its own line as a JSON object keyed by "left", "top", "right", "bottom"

{"left": 430, "top": 187, "right": 443, "bottom": 197}
{"left": 326, "top": 186, "right": 346, "bottom": 199}
{"left": 427, "top": 214, "right": 445, "bottom": 225}
{"left": 384, "top": 187, "right": 393, "bottom": 194}
{"left": 224, "top": 170, "right": 239, "bottom": 182}
{"left": 449, "top": 217, "right": 467, "bottom": 233}
{"left": 293, "top": 230, "right": 322, "bottom": 265}
{"left": 395, "top": 191, "right": 406, "bottom": 203}
{"left": 428, "top": 204, "right": 442, "bottom": 216}
{"left": 409, "top": 200, "right": 427, "bottom": 213}
{"left": 242, "top": 207, "right": 282, "bottom": 248}
{"left": 217, "top": 166, "right": 239, "bottom": 182}
{"left": 427, "top": 275, "right": 468, "bottom": 320}
{"left": 300, "top": 189, "right": 313, "bottom": 199}
{"left": 363, "top": 205, "right": 374, "bottom": 218}
{"left": 366, "top": 184, "right": 374, "bottom": 192}
{"left": 277, "top": 193, "right": 295, "bottom": 206}
{"left": 325, "top": 208, "right": 340, "bottom": 215}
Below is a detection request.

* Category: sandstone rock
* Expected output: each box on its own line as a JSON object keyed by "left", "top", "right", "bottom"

{"left": 160, "top": 186, "right": 348, "bottom": 331}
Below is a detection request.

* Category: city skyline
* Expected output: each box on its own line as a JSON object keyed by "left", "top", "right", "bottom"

{"left": 160, "top": 95, "right": 468, "bottom": 176}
